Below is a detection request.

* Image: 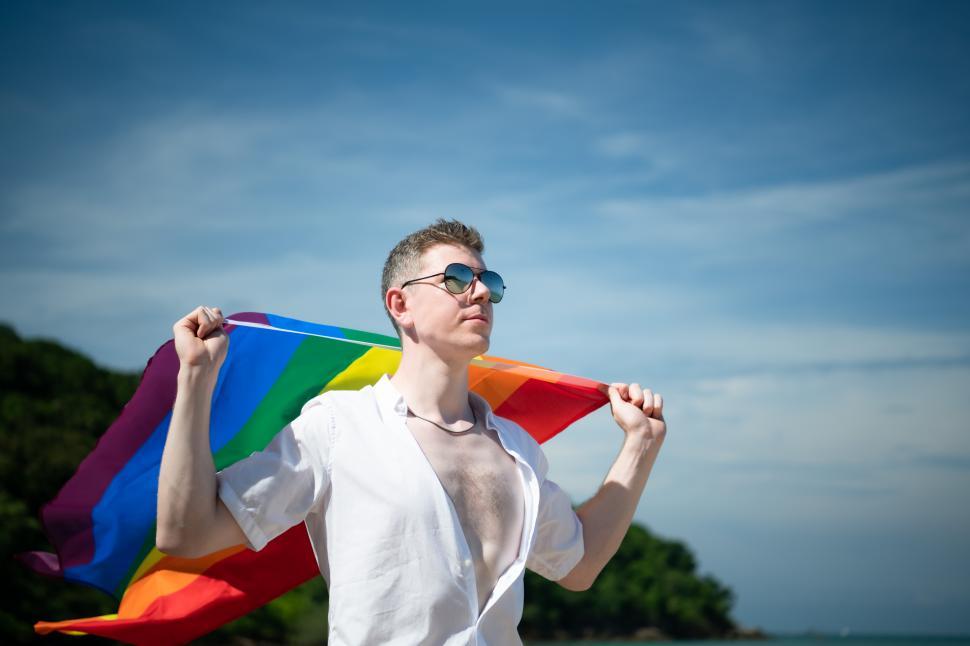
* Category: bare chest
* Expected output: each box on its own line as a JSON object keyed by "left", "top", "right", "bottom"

{"left": 407, "top": 420, "right": 525, "bottom": 605}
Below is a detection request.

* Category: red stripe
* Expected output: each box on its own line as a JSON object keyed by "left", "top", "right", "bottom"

{"left": 495, "top": 378, "right": 608, "bottom": 443}
{"left": 37, "top": 523, "right": 319, "bottom": 645}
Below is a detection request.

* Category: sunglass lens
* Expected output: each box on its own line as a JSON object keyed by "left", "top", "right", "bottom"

{"left": 443, "top": 263, "right": 473, "bottom": 294}
{"left": 481, "top": 270, "right": 505, "bottom": 303}
{"left": 443, "top": 263, "right": 505, "bottom": 303}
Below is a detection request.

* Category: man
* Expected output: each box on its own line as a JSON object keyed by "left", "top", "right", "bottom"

{"left": 156, "top": 219, "right": 666, "bottom": 644}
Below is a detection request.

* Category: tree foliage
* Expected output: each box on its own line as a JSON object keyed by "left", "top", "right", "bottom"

{"left": 521, "top": 523, "right": 736, "bottom": 640}
{"left": 0, "top": 324, "right": 138, "bottom": 644}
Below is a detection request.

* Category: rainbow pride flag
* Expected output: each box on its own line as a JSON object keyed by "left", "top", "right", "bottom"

{"left": 23, "top": 312, "right": 609, "bottom": 644}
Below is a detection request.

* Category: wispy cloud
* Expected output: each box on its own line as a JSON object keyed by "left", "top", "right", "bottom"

{"left": 490, "top": 84, "right": 588, "bottom": 120}
{"left": 598, "top": 160, "right": 970, "bottom": 237}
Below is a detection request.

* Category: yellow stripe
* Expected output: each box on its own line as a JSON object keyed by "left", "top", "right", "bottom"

{"left": 319, "top": 347, "right": 402, "bottom": 392}
{"left": 127, "top": 547, "right": 166, "bottom": 586}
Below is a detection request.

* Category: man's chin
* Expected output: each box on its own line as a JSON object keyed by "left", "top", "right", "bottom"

{"left": 421, "top": 332, "right": 490, "bottom": 361}
{"left": 464, "top": 333, "right": 490, "bottom": 357}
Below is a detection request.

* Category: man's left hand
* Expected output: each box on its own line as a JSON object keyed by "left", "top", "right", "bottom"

{"left": 608, "top": 382, "right": 666, "bottom": 441}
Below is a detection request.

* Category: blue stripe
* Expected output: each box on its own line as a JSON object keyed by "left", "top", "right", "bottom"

{"left": 65, "top": 324, "right": 306, "bottom": 594}
{"left": 265, "top": 312, "right": 348, "bottom": 339}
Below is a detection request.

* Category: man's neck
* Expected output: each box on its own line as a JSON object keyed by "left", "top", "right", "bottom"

{"left": 390, "top": 346, "right": 474, "bottom": 423}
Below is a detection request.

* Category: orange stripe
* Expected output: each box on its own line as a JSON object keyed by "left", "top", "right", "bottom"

{"left": 35, "top": 524, "right": 319, "bottom": 643}
{"left": 469, "top": 363, "right": 531, "bottom": 410}
{"left": 476, "top": 353, "right": 548, "bottom": 370}
{"left": 474, "top": 355, "right": 572, "bottom": 385}
{"left": 119, "top": 545, "right": 246, "bottom": 617}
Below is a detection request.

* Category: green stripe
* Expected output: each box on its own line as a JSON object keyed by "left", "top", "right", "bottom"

{"left": 122, "top": 335, "right": 374, "bottom": 594}
{"left": 118, "top": 527, "right": 159, "bottom": 596}
{"left": 213, "top": 335, "right": 370, "bottom": 468}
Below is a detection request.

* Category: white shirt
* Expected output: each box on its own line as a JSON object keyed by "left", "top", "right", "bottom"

{"left": 216, "top": 373, "right": 585, "bottom": 645}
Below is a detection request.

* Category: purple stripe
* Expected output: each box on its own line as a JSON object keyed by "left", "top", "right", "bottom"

{"left": 33, "top": 312, "right": 269, "bottom": 574}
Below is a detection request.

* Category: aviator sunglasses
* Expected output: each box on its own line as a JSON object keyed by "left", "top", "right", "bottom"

{"left": 401, "top": 262, "right": 506, "bottom": 303}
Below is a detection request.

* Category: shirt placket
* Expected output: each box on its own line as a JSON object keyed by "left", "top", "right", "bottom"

{"left": 380, "top": 384, "right": 481, "bottom": 626}
{"left": 474, "top": 425, "right": 540, "bottom": 625}
{"left": 377, "top": 377, "right": 544, "bottom": 637}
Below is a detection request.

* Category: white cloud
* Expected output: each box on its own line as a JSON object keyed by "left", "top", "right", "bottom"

{"left": 546, "top": 360, "right": 970, "bottom": 512}
{"left": 490, "top": 84, "right": 588, "bottom": 120}
{"left": 585, "top": 160, "right": 970, "bottom": 285}
{"left": 599, "top": 160, "right": 970, "bottom": 234}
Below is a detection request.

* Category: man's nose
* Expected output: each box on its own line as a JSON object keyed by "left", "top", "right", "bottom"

{"left": 469, "top": 275, "right": 491, "bottom": 303}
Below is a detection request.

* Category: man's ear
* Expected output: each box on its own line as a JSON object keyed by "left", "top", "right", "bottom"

{"left": 385, "top": 287, "right": 412, "bottom": 331}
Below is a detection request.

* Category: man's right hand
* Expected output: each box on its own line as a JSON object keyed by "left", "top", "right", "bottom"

{"left": 158, "top": 304, "right": 250, "bottom": 558}
{"left": 173, "top": 305, "right": 228, "bottom": 373}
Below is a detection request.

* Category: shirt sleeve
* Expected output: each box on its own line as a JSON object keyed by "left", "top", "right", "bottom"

{"left": 215, "top": 394, "right": 335, "bottom": 552}
{"left": 525, "top": 442, "right": 585, "bottom": 581}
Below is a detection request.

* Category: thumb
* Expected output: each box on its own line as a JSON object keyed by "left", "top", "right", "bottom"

{"left": 607, "top": 384, "right": 627, "bottom": 411}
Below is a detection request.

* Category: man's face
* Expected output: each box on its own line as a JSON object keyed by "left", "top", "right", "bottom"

{"left": 402, "top": 243, "right": 494, "bottom": 361}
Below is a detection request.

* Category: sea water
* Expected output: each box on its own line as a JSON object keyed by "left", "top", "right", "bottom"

{"left": 526, "top": 636, "right": 970, "bottom": 646}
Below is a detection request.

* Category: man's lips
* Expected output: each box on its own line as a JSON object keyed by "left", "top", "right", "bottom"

{"left": 464, "top": 315, "right": 489, "bottom": 323}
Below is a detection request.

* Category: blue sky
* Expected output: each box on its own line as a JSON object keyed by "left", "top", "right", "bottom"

{"left": 2, "top": 0, "right": 969, "bottom": 636}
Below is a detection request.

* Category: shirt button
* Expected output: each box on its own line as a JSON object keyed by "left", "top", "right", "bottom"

{"left": 463, "top": 558, "right": 472, "bottom": 568}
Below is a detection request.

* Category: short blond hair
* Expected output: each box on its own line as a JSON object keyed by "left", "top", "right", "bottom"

{"left": 381, "top": 218, "right": 485, "bottom": 335}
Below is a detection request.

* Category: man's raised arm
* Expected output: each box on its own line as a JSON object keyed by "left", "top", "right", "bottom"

{"left": 557, "top": 382, "right": 666, "bottom": 592}
{"left": 155, "top": 305, "right": 248, "bottom": 558}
